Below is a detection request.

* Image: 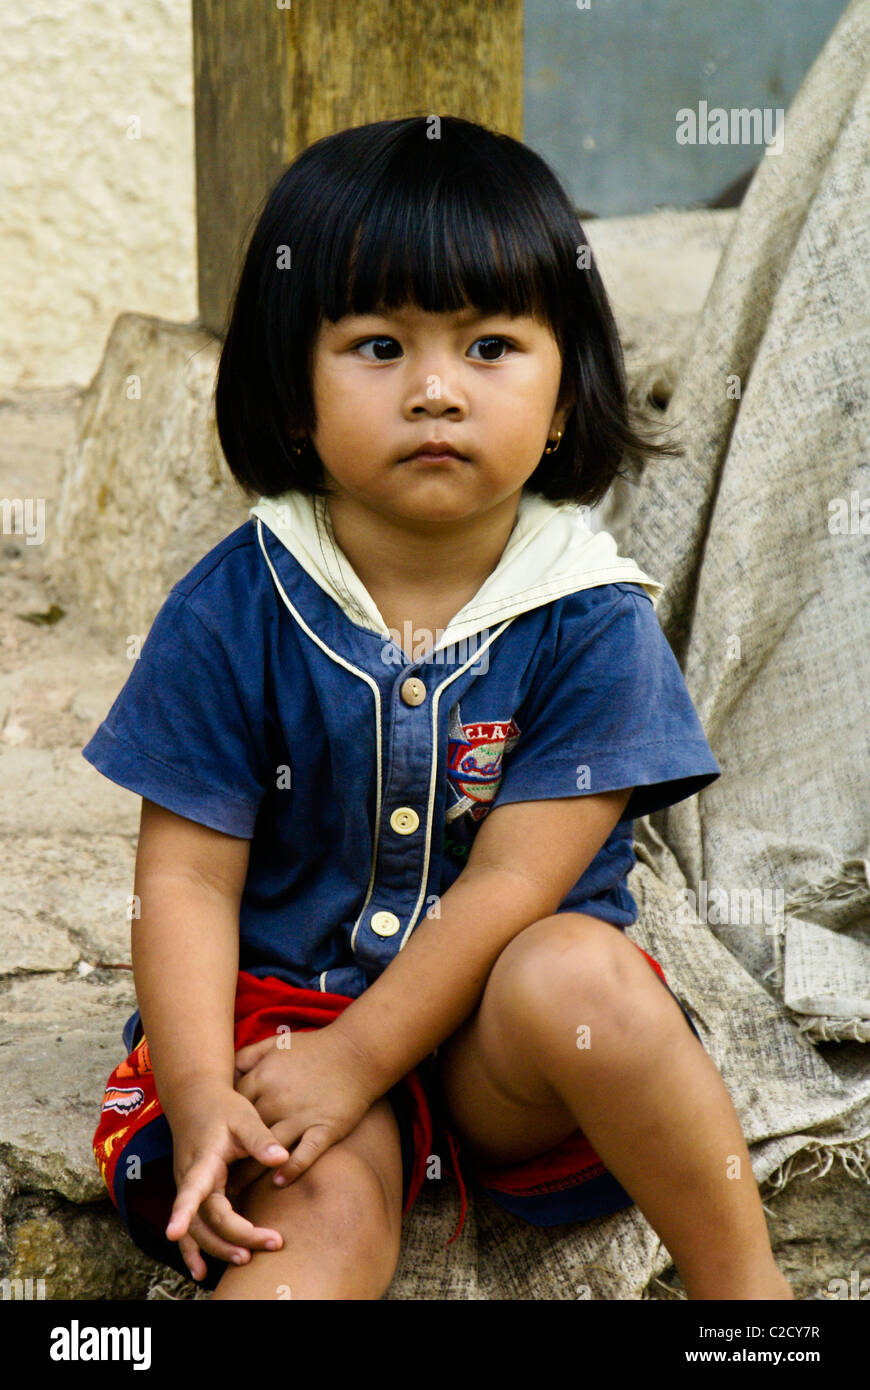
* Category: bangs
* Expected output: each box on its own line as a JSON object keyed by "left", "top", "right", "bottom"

{"left": 303, "top": 123, "right": 568, "bottom": 333}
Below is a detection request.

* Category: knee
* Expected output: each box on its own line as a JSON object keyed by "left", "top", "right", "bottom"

{"left": 247, "top": 1143, "right": 400, "bottom": 1262}
{"left": 296, "top": 1147, "right": 398, "bottom": 1248}
{"left": 489, "top": 915, "right": 664, "bottom": 1041}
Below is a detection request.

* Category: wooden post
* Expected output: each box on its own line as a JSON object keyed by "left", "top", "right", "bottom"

{"left": 192, "top": 0, "right": 524, "bottom": 337}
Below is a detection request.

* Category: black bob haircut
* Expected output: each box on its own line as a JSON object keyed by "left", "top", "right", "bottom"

{"left": 215, "top": 114, "right": 681, "bottom": 507}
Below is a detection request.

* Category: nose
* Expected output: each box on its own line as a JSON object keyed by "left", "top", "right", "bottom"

{"left": 403, "top": 351, "right": 468, "bottom": 418}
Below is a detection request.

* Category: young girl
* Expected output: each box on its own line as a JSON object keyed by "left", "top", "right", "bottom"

{"left": 86, "top": 115, "right": 794, "bottom": 1301}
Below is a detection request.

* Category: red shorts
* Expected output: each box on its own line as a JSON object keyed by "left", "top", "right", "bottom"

{"left": 93, "top": 950, "right": 701, "bottom": 1289}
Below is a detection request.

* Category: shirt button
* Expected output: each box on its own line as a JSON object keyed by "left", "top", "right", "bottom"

{"left": 371, "top": 911, "right": 401, "bottom": 937}
{"left": 400, "top": 677, "right": 426, "bottom": 706}
{"left": 390, "top": 806, "right": 420, "bottom": 834}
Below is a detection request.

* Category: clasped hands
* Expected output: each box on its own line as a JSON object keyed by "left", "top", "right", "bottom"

{"left": 164, "top": 1021, "right": 386, "bottom": 1280}
{"left": 231, "top": 1023, "right": 381, "bottom": 1192}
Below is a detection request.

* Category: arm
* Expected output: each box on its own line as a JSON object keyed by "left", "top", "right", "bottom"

{"left": 131, "top": 798, "right": 292, "bottom": 1277}
{"left": 331, "top": 786, "right": 634, "bottom": 1095}
{"left": 131, "top": 797, "right": 244, "bottom": 1112}
{"left": 230, "top": 787, "right": 633, "bottom": 1189}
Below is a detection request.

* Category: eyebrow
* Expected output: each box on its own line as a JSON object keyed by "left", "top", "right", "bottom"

{"left": 324, "top": 307, "right": 517, "bottom": 335}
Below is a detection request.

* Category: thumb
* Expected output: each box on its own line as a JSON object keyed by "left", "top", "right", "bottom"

{"left": 272, "top": 1125, "right": 331, "bottom": 1186}
{"left": 236, "top": 1113, "right": 291, "bottom": 1167}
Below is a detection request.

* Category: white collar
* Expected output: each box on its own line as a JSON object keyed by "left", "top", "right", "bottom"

{"left": 249, "top": 488, "right": 663, "bottom": 655}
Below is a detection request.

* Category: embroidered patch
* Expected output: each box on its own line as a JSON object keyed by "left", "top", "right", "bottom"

{"left": 101, "top": 1085, "right": 145, "bottom": 1117}
{"left": 445, "top": 701, "right": 520, "bottom": 823}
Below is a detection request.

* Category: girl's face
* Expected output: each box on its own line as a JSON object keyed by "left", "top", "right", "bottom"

{"left": 305, "top": 303, "right": 571, "bottom": 527}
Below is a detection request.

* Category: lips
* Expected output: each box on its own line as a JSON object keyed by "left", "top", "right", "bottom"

{"left": 405, "top": 443, "right": 466, "bottom": 459}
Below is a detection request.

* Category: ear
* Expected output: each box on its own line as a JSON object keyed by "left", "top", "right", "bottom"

{"left": 550, "top": 394, "right": 573, "bottom": 438}
{"left": 551, "top": 374, "right": 575, "bottom": 436}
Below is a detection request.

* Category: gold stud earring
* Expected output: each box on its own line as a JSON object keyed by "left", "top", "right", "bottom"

{"left": 544, "top": 430, "right": 563, "bottom": 454}
{"left": 290, "top": 436, "right": 308, "bottom": 457}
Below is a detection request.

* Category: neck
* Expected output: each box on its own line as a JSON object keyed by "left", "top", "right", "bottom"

{"left": 323, "top": 490, "right": 525, "bottom": 598}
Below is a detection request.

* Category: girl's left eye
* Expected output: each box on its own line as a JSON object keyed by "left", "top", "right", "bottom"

{"left": 354, "top": 336, "right": 513, "bottom": 361}
{"left": 468, "top": 337, "right": 513, "bottom": 361}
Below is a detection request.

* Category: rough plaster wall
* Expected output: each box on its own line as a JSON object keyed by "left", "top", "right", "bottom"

{"left": 1, "top": 1, "right": 196, "bottom": 394}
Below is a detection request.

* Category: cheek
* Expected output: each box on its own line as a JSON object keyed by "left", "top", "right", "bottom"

{"left": 309, "top": 374, "right": 359, "bottom": 439}
{"left": 483, "top": 377, "right": 552, "bottom": 425}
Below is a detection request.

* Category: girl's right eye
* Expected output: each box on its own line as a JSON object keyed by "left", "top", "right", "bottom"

{"left": 354, "top": 337, "right": 401, "bottom": 361}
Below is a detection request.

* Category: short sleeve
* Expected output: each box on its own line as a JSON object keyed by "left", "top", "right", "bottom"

{"left": 492, "top": 585, "right": 721, "bottom": 821}
{"left": 81, "top": 588, "right": 267, "bottom": 836}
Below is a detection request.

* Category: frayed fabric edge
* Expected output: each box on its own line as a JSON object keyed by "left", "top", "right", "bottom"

{"left": 784, "top": 858, "right": 870, "bottom": 915}
{"left": 791, "top": 1014, "right": 870, "bottom": 1043}
{"left": 760, "top": 1135, "right": 870, "bottom": 1199}
{"left": 763, "top": 944, "right": 870, "bottom": 1039}
{"left": 764, "top": 854, "right": 870, "bottom": 1025}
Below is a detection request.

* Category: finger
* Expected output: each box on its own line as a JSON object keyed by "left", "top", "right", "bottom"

{"left": 231, "top": 1116, "right": 303, "bottom": 1191}
{"left": 188, "top": 1209, "right": 251, "bottom": 1267}
{"left": 234, "top": 1070, "right": 257, "bottom": 1103}
{"left": 166, "top": 1155, "right": 226, "bottom": 1242}
{"left": 196, "top": 1193, "right": 284, "bottom": 1254}
{"left": 234, "top": 1036, "right": 277, "bottom": 1070}
{"left": 272, "top": 1125, "right": 332, "bottom": 1186}
{"left": 234, "top": 1033, "right": 275, "bottom": 1063}
{"left": 185, "top": 1215, "right": 248, "bottom": 1271}
{"left": 175, "top": 1188, "right": 285, "bottom": 1278}
{"left": 178, "top": 1231, "right": 208, "bottom": 1283}
{"left": 232, "top": 1116, "right": 291, "bottom": 1172}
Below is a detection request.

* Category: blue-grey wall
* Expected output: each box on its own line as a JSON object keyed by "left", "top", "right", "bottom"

{"left": 525, "top": 0, "right": 850, "bottom": 215}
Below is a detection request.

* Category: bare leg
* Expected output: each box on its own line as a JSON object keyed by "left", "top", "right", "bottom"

{"left": 209, "top": 1096, "right": 403, "bottom": 1299}
{"left": 438, "top": 914, "right": 793, "bottom": 1301}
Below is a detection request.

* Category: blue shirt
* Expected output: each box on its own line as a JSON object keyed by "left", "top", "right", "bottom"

{"left": 82, "top": 489, "right": 720, "bottom": 1020}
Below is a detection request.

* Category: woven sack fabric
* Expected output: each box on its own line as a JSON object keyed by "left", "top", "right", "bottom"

{"left": 383, "top": 0, "right": 870, "bottom": 1299}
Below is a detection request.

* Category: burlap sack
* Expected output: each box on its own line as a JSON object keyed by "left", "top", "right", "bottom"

{"left": 384, "top": 0, "right": 870, "bottom": 1299}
